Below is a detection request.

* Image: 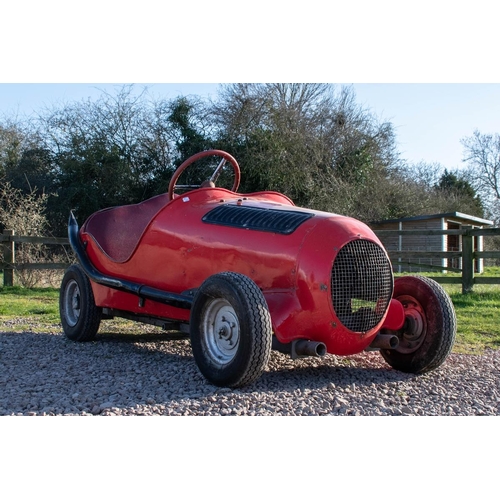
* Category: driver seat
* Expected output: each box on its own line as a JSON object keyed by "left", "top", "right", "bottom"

{"left": 82, "top": 193, "right": 171, "bottom": 263}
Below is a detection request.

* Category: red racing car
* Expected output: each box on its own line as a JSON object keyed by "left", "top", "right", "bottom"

{"left": 60, "top": 150, "right": 457, "bottom": 387}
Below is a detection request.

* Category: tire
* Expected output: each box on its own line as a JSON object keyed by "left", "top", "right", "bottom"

{"left": 190, "top": 272, "right": 272, "bottom": 388}
{"left": 380, "top": 275, "right": 456, "bottom": 373}
{"left": 59, "top": 264, "right": 102, "bottom": 341}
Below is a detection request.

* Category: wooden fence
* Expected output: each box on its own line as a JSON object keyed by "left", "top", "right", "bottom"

{"left": 373, "top": 226, "right": 500, "bottom": 293}
{"left": 2, "top": 227, "right": 500, "bottom": 293}
{"left": 0, "top": 230, "right": 71, "bottom": 287}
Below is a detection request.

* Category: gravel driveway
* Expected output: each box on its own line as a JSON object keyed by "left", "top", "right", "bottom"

{"left": 1, "top": 318, "right": 499, "bottom": 416}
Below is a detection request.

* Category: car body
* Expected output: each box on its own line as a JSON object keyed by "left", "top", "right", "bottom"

{"left": 60, "top": 150, "right": 457, "bottom": 387}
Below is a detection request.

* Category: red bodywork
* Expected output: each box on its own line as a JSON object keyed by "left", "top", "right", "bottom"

{"left": 79, "top": 186, "right": 404, "bottom": 356}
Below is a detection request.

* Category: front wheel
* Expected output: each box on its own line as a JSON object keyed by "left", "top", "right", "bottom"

{"left": 60, "top": 264, "right": 102, "bottom": 341}
{"left": 190, "top": 272, "right": 272, "bottom": 387}
{"left": 380, "top": 275, "right": 456, "bottom": 373}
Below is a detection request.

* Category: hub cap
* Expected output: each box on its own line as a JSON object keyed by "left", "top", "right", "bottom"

{"left": 202, "top": 298, "right": 240, "bottom": 365}
{"left": 63, "top": 279, "right": 81, "bottom": 327}
{"left": 397, "top": 294, "right": 427, "bottom": 353}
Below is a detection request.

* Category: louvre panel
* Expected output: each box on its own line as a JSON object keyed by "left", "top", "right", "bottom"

{"left": 202, "top": 205, "right": 314, "bottom": 234}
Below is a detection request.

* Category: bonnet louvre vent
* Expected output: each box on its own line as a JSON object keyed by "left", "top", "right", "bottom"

{"left": 202, "top": 205, "right": 314, "bottom": 234}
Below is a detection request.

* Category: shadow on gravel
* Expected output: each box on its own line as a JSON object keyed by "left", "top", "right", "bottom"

{"left": 95, "top": 331, "right": 418, "bottom": 392}
{"left": 253, "top": 361, "right": 419, "bottom": 394}
{"left": 1, "top": 330, "right": 201, "bottom": 415}
{"left": 0, "top": 329, "right": 424, "bottom": 415}
{"left": 97, "top": 330, "right": 190, "bottom": 346}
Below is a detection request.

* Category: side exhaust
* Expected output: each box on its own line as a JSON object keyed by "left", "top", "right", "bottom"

{"left": 272, "top": 337, "right": 327, "bottom": 359}
{"left": 367, "top": 333, "right": 399, "bottom": 350}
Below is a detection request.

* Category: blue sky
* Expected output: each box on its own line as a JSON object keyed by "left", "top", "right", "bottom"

{"left": 1, "top": 4, "right": 498, "bottom": 174}
{"left": 1, "top": 83, "right": 499, "bottom": 172}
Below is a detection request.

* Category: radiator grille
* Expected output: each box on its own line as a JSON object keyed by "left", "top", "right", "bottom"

{"left": 331, "top": 239, "right": 393, "bottom": 333}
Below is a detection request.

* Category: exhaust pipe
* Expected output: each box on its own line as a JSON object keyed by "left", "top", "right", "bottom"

{"left": 294, "top": 339, "right": 327, "bottom": 357}
{"left": 272, "top": 337, "right": 327, "bottom": 359}
{"left": 368, "top": 333, "right": 399, "bottom": 350}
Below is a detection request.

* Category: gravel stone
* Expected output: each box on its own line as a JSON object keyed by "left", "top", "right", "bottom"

{"left": 1, "top": 323, "right": 499, "bottom": 416}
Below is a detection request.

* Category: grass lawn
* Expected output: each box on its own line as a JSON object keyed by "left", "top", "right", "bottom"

{"left": 1, "top": 275, "right": 500, "bottom": 354}
{"left": 0, "top": 286, "right": 61, "bottom": 332}
{"left": 393, "top": 267, "right": 500, "bottom": 353}
{"left": 444, "top": 284, "right": 500, "bottom": 353}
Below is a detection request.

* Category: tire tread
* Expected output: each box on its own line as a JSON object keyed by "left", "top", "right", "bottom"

{"left": 60, "top": 264, "right": 101, "bottom": 342}
{"left": 381, "top": 275, "right": 456, "bottom": 373}
{"left": 190, "top": 271, "right": 272, "bottom": 387}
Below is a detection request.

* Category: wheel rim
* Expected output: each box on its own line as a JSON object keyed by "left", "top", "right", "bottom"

{"left": 396, "top": 294, "right": 427, "bottom": 354}
{"left": 201, "top": 298, "right": 240, "bottom": 365}
{"left": 63, "top": 279, "right": 81, "bottom": 327}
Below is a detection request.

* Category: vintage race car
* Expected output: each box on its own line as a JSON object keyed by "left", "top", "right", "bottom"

{"left": 60, "top": 149, "right": 457, "bottom": 387}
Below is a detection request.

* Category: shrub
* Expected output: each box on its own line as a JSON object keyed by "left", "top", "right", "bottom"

{"left": 0, "top": 181, "right": 70, "bottom": 287}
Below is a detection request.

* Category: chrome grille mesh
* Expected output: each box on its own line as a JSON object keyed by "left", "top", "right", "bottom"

{"left": 331, "top": 239, "right": 393, "bottom": 333}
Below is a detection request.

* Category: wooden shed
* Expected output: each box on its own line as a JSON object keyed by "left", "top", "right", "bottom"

{"left": 371, "top": 212, "right": 493, "bottom": 273}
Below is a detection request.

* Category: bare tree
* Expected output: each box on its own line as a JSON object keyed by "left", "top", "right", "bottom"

{"left": 36, "top": 85, "right": 182, "bottom": 226}
{"left": 461, "top": 129, "right": 500, "bottom": 222}
{"left": 0, "top": 181, "right": 67, "bottom": 287}
{"left": 210, "top": 83, "right": 403, "bottom": 220}
{"left": 0, "top": 119, "right": 42, "bottom": 180}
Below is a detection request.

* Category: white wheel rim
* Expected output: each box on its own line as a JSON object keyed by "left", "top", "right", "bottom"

{"left": 202, "top": 298, "right": 240, "bottom": 365}
{"left": 63, "top": 279, "right": 81, "bottom": 327}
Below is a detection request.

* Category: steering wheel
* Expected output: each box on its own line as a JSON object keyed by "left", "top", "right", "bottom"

{"left": 168, "top": 150, "right": 241, "bottom": 200}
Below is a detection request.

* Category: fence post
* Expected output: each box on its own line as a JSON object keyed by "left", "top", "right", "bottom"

{"left": 462, "top": 225, "right": 474, "bottom": 294}
{"left": 2, "top": 229, "right": 15, "bottom": 287}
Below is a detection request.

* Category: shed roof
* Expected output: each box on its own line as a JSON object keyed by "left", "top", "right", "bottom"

{"left": 372, "top": 212, "right": 493, "bottom": 226}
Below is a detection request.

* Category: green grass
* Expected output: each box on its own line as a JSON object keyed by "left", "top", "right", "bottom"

{"left": 1, "top": 276, "right": 500, "bottom": 354}
{"left": 0, "top": 286, "right": 60, "bottom": 331}
{"left": 480, "top": 266, "right": 500, "bottom": 277}
{"left": 0, "top": 285, "right": 156, "bottom": 335}
{"left": 394, "top": 267, "right": 500, "bottom": 354}
{"left": 0, "top": 286, "right": 59, "bottom": 318}
{"left": 444, "top": 284, "right": 500, "bottom": 354}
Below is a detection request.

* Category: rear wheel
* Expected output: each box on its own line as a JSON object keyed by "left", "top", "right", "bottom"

{"left": 60, "top": 264, "right": 101, "bottom": 341}
{"left": 380, "top": 275, "right": 456, "bottom": 373}
{"left": 190, "top": 272, "right": 272, "bottom": 387}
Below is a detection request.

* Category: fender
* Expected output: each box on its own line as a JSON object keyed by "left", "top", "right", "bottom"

{"left": 68, "top": 212, "right": 193, "bottom": 310}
